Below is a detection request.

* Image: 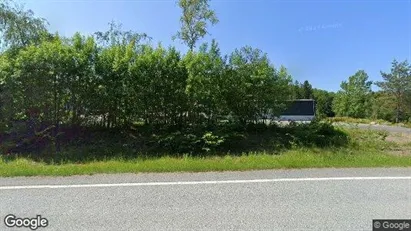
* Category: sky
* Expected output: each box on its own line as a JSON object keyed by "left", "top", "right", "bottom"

{"left": 20, "top": 0, "right": 411, "bottom": 92}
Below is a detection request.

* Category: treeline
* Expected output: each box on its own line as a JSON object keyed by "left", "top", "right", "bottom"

{"left": 334, "top": 66, "right": 411, "bottom": 123}
{"left": 0, "top": 0, "right": 409, "bottom": 157}
{"left": 0, "top": 29, "right": 296, "bottom": 130}
{"left": 0, "top": 2, "right": 297, "bottom": 133}
{"left": 290, "top": 67, "right": 411, "bottom": 123}
{"left": 0, "top": 1, "right": 305, "bottom": 158}
{"left": 0, "top": 0, "right": 349, "bottom": 157}
{"left": 1, "top": 0, "right": 408, "bottom": 132}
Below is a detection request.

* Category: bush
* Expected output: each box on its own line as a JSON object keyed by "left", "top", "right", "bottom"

{"left": 0, "top": 120, "right": 351, "bottom": 162}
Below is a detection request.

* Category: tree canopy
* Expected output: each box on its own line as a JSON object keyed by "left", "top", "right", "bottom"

{"left": 333, "top": 70, "right": 373, "bottom": 118}
{"left": 376, "top": 59, "right": 411, "bottom": 122}
{"left": 174, "top": 0, "right": 218, "bottom": 51}
{"left": 0, "top": 0, "right": 49, "bottom": 50}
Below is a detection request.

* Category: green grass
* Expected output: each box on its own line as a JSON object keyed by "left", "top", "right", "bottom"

{"left": 1, "top": 149, "right": 411, "bottom": 177}
{"left": 1, "top": 127, "right": 410, "bottom": 177}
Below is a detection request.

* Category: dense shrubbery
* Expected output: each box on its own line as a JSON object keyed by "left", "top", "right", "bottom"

{"left": 147, "top": 121, "right": 349, "bottom": 154}
{"left": 1, "top": 121, "right": 348, "bottom": 163}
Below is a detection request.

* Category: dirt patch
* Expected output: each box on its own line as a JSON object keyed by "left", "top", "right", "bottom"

{"left": 385, "top": 132, "right": 411, "bottom": 145}
{"left": 388, "top": 149, "right": 411, "bottom": 156}
{"left": 385, "top": 132, "right": 411, "bottom": 156}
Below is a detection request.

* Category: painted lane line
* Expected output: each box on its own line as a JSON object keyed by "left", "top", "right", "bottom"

{"left": 1, "top": 176, "right": 411, "bottom": 190}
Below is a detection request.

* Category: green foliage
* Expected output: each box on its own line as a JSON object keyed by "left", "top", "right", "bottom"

{"left": 376, "top": 59, "right": 411, "bottom": 123}
{"left": 183, "top": 39, "right": 225, "bottom": 124}
{"left": 291, "top": 80, "right": 302, "bottom": 99}
{"left": 4, "top": 35, "right": 70, "bottom": 123}
{"left": 174, "top": 0, "right": 219, "bottom": 50}
{"left": 370, "top": 91, "right": 396, "bottom": 121}
{"left": 128, "top": 44, "right": 189, "bottom": 126}
{"left": 94, "top": 20, "right": 151, "bottom": 48}
{"left": 224, "top": 46, "right": 291, "bottom": 123}
{"left": 333, "top": 70, "right": 373, "bottom": 118}
{"left": 277, "top": 121, "right": 349, "bottom": 149}
{"left": 152, "top": 129, "right": 226, "bottom": 154}
{"left": 0, "top": 0, "right": 49, "bottom": 49}
{"left": 0, "top": 24, "right": 300, "bottom": 158}
{"left": 1, "top": 1, "right": 410, "bottom": 164}
{"left": 313, "top": 89, "right": 335, "bottom": 118}
{"left": 301, "top": 80, "right": 314, "bottom": 99}
{"left": 138, "top": 122, "right": 349, "bottom": 156}
{"left": 201, "top": 132, "right": 225, "bottom": 152}
{"left": 290, "top": 80, "right": 313, "bottom": 100}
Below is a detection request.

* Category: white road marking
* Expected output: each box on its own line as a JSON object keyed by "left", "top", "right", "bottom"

{"left": 1, "top": 176, "right": 411, "bottom": 190}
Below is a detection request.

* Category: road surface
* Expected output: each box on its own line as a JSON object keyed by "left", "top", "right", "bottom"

{"left": 1, "top": 168, "right": 411, "bottom": 230}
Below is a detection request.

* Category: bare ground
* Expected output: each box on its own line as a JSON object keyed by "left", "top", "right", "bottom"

{"left": 385, "top": 132, "right": 411, "bottom": 156}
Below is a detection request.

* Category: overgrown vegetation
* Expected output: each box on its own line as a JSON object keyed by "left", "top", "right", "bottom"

{"left": 1, "top": 121, "right": 349, "bottom": 163}
{"left": 0, "top": 0, "right": 294, "bottom": 159}
{"left": 1, "top": 127, "right": 410, "bottom": 177}
{"left": 0, "top": 0, "right": 410, "bottom": 171}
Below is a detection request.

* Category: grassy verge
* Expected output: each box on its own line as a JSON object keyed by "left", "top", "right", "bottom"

{"left": 1, "top": 127, "right": 410, "bottom": 177}
{"left": 1, "top": 150, "right": 411, "bottom": 177}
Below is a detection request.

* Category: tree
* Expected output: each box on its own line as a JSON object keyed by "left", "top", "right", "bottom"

{"left": 66, "top": 33, "right": 98, "bottom": 126}
{"left": 290, "top": 80, "right": 302, "bottom": 99}
{"left": 94, "top": 39, "right": 136, "bottom": 128}
{"left": 0, "top": 0, "right": 49, "bottom": 50}
{"left": 183, "top": 39, "right": 225, "bottom": 125}
{"left": 376, "top": 59, "right": 411, "bottom": 123}
{"left": 224, "top": 46, "right": 291, "bottom": 124}
{"left": 313, "top": 89, "right": 335, "bottom": 118}
{"left": 301, "top": 80, "right": 314, "bottom": 99}
{"left": 94, "top": 20, "right": 150, "bottom": 48}
{"left": 290, "top": 80, "right": 313, "bottom": 99}
{"left": 405, "top": 89, "right": 411, "bottom": 122}
{"left": 333, "top": 70, "right": 373, "bottom": 118}
{"left": 92, "top": 22, "right": 151, "bottom": 128}
{"left": 1, "top": 35, "right": 76, "bottom": 153}
{"left": 0, "top": 52, "right": 12, "bottom": 132}
{"left": 174, "top": 0, "right": 218, "bottom": 51}
{"left": 370, "top": 91, "right": 396, "bottom": 121}
{"left": 127, "top": 44, "right": 189, "bottom": 126}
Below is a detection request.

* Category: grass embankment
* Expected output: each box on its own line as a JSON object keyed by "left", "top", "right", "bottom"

{"left": 1, "top": 124, "right": 411, "bottom": 177}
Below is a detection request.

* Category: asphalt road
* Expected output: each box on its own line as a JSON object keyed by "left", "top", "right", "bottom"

{"left": 1, "top": 168, "right": 411, "bottom": 231}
